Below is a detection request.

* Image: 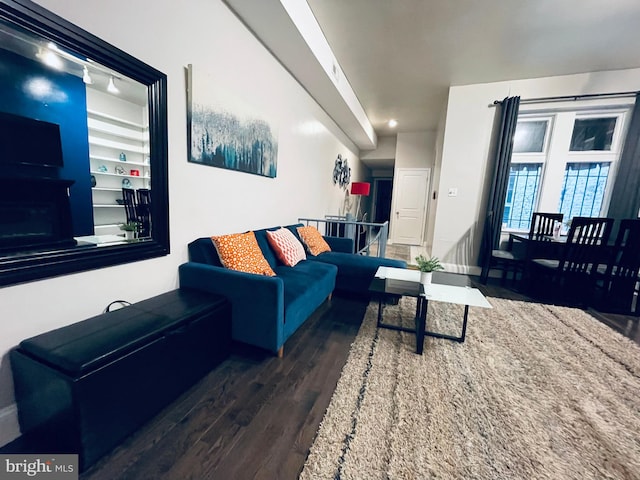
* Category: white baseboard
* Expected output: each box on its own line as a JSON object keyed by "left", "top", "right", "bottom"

{"left": 0, "top": 404, "right": 21, "bottom": 447}
{"left": 441, "top": 263, "right": 483, "bottom": 276}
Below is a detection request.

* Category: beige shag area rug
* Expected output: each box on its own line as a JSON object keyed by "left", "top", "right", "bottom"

{"left": 300, "top": 297, "right": 640, "bottom": 480}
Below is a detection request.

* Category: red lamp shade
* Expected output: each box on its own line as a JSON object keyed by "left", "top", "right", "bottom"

{"left": 350, "top": 182, "right": 370, "bottom": 196}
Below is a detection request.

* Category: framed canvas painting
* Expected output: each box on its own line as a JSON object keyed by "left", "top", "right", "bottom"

{"left": 186, "top": 64, "right": 278, "bottom": 178}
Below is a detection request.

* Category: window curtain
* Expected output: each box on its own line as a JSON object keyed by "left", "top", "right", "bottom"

{"left": 607, "top": 93, "right": 640, "bottom": 222}
{"left": 480, "top": 96, "right": 520, "bottom": 280}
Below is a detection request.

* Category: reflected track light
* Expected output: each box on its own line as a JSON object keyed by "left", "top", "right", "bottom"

{"left": 82, "top": 66, "right": 93, "bottom": 84}
{"left": 107, "top": 76, "right": 119, "bottom": 94}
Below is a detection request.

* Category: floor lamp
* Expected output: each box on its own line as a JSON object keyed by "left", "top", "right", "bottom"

{"left": 350, "top": 182, "right": 370, "bottom": 221}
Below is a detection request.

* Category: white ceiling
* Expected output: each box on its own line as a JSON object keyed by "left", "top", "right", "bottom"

{"left": 225, "top": 0, "right": 640, "bottom": 153}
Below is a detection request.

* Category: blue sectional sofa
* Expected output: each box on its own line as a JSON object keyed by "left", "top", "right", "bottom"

{"left": 178, "top": 223, "right": 406, "bottom": 356}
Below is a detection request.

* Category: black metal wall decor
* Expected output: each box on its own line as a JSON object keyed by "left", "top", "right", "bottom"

{"left": 333, "top": 154, "right": 351, "bottom": 190}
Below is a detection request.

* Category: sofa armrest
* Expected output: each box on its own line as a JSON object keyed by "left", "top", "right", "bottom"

{"left": 324, "top": 235, "right": 354, "bottom": 253}
{"left": 178, "top": 262, "right": 284, "bottom": 354}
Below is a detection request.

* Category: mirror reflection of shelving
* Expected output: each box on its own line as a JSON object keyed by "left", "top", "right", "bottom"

{"left": 87, "top": 87, "right": 150, "bottom": 239}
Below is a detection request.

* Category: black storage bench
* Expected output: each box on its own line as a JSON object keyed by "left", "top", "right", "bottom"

{"left": 10, "top": 288, "right": 231, "bottom": 471}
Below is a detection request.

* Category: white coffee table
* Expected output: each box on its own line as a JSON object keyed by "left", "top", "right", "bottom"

{"left": 369, "top": 266, "right": 492, "bottom": 354}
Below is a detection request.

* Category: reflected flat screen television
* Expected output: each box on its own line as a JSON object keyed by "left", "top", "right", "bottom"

{"left": 0, "top": 111, "right": 64, "bottom": 167}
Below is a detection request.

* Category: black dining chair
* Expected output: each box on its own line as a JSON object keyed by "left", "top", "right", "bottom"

{"left": 483, "top": 212, "right": 563, "bottom": 285}
{"left": 529, "top": 216, "right": 614, "bottom": 304}
{"left": 122, "top": 187, "right": 138, "bottom": 226}
{"left": 529, "top": 212, "right": 564, "bottom": 238}
{"left": 591, "top": 219, "right": 640, "bottom": 315}
{"left": 136, "top": 188, "right": 152, "bottom": 238}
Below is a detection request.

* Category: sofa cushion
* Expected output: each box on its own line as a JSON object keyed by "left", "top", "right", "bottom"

{"left": 274, "top": 260, "right": 337, "bottom": 337}
{"left": 297, "top": 225, "right": 331, "bottom": 256}
{"left": 188, "top": 237, "right": 224, "bottom": 267}
{"left": 308, "top": 251, "right": 407, "bottom": 293}
{"left": 266, "top": 228, "right": 307, "bottom": 267}
{"left": 212, "top": 231, "right": 275, "bottom": 276}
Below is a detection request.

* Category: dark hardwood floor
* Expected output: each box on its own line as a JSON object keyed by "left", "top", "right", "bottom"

{"left": 80, "top": 294, "right": 368, "bottom": 480}
{"left": 77, "top": 275, "right": 637, "bottom": 479}
{"left": 473, "top": 276, "right": 640, "bottom": 345}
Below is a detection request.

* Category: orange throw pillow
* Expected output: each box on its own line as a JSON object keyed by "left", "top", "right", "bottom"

{"left": 297, "top": 226, "right": 331, "bottom": 256}
{"left": 266, "top": 228, "right": 307, "bottom": 267}
{"left": 211, "top": 231, "right": 275, "bottom": 276}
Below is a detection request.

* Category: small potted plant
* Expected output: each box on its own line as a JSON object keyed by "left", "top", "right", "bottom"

{"left": 414, "top": 254, "right": 444, "bottom": 285}
{"left": 119, "top": 221, "right": 138, "bottom": 240}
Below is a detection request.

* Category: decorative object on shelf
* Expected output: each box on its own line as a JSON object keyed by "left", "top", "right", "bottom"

{"left": 119, "top": 221, "right": 138, "bottom": 240}
{"left": 114, "top": 165, "right": 126, "bottom": 175}
{"left": 119, "top": 152, "right": 127, "bottom": 162}
{"left": 333, "top": 154, "right": 351, "bottom": 190}
{"left": 115, "top": 199, "right": 124, "bottom": 205}
{"left": 98, "top": 164, "right": 108, "bottom": 172}
{"left": 122, "top": 178, "right": 132, "bottom": 188}
{"left": 145, "top": 156, "right": 150, "bottom": 164}
{"left": 414, "top": 254, "right": 444, "bottom": 285}
{"left": 130, "top": 169, "right": 140, "bottom": 176}
{"left": 350, "top": 181, "right": 370, "bottom": 220}
{"left": 90, "top": 175, "right": 96, "bottom": 187}
{"left": 186, "top": 64, "right": 279, "bottom": 178}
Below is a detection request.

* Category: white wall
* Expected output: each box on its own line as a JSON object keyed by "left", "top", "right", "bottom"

{"left": 432, "top": 67, "right": 640, "bottom": 273}
{"left": 361, "top": 135, "right": 397, "bottom": 162}
{"left": 0, "top": 0, "right": 365, "bottom": 446}
{"left": 394, "top": 132, "right": 435, "bottom": 169}
{"left": 391, "top": 131, "right": 436, "bottom": 244}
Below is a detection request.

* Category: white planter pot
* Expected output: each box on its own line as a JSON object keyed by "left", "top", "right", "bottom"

{"left": 124, "top": 230, "right": 135, "bottom": 240}
{"left": 420, "top": 271, "right": 432, "bottom": 285}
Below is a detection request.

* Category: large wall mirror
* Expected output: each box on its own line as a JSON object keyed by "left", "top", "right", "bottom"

{"left": 0, "top": 0, "right": 169, "bottom": 287}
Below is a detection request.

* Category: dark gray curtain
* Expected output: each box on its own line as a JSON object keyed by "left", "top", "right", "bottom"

{"left": 480, "top": 96, "right": 520, "bottom": 280}
{"left": 607, "top": 93, "right": 640, "bottom": 221}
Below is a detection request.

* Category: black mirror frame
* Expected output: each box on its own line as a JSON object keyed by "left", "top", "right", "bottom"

{"left": 0, "top": 0, "right": 170, "bottom": 287}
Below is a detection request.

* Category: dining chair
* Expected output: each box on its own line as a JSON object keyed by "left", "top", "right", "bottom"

{"left": 136, "top": 188, "right": 152, "bottom": 238}
{"left": 529, "top": 212, "right": 564, "bottom": 238}
{"left": 121, "top": 187, "right": 138, "bottom": 226}
{"left": 482, "top": 212, "right": 563, "bottom": 286}
{"left": 529, "top": 216, "right": 614, "bottom": 304}
{"left": 591, "top": 219, "right": 640, "bottom": 315}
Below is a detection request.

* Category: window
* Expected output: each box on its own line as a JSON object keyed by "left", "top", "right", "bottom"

{"left": 503, "top": 108, "right": 629, "bottom": 232}
{"left": 570, "top": 117, "right": 616, "bottom": 151}
{"left": 502, "top": 118, "right": 550, "bottom": 230}
{"left": 503, "top": 164, "right": 542, "bottom": 229}
{"left": 559, "top": 162, "right": 611, "bottom": 219}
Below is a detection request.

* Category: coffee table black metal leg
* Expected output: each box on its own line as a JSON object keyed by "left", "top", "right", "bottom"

{"left": 377, "top": 297, "right": 383, "bottom": 327}
{"left": 423, "top": 304, "right": 470, "bottom": 343}
{"left": 459, "top": 305, "right": 469, "bottom": 342}
{"left": 415, "top": 297, "right": 428, "bottom": 355}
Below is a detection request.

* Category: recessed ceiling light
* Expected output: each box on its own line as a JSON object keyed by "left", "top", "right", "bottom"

{"left": 388, "top": 119, "right": 398, "bottom": 128}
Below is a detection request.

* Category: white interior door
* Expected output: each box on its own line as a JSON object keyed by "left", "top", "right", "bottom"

{"left": 391, "top": 168, "right": 430, "bottom": 245}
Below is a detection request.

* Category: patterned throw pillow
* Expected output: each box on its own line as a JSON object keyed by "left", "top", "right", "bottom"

{"left": 266, "top": 228, "right": 307, "bottom": 267}
{"left": 211, "top": 231, "right": 275, "bottom": 276}
{"left": 296, "top": 225, "right": 331, "bottom": 256}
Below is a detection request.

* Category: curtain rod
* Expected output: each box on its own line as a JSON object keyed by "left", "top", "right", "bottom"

{"left": 491, "top": 90, "right": 638, "bottom": 106}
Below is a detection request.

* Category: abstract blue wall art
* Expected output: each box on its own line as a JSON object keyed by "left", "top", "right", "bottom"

{"left": 186, "top": 64, "right": 278, "bottom": 178}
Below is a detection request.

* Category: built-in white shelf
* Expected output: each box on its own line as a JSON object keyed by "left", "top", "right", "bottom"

{"left": 88, "top": 135, "right": 149, "bottom": 154}
{"left": 88, "top": 95, "right": 150, "bottom": 237}
{"left": 90, "top": 155, "right": 149, "bottom": 167}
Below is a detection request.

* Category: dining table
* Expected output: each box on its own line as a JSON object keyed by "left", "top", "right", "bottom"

{"left": 508, "top": 232, "right": 567, "bottom": 260}
{"left": 509, "top": 231, "right": 619, "bottom": 290}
